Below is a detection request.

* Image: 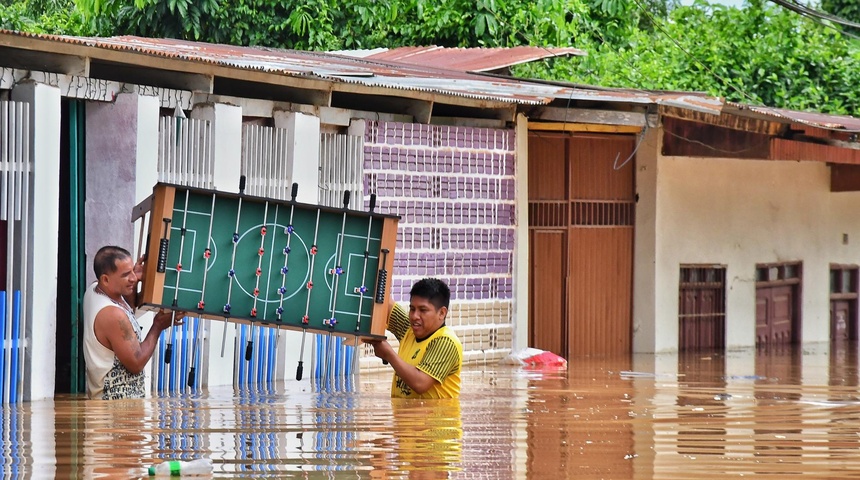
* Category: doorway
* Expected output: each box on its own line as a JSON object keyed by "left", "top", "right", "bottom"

{"left": 755, "top": 262, "right": 801, "bottom": 347}
{"left": 527, "top": 131, "right": 635, "bottom": 358}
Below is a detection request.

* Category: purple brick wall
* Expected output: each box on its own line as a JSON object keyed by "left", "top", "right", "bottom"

{"left": 365, "top": 120, "right": 516, "bottom": 302}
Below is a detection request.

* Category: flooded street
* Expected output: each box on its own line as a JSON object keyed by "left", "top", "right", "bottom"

{"left": 5, "top": 343, "right": 860, "bottom": 478}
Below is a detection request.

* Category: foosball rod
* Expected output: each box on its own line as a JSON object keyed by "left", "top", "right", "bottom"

{"left": 189, "top": 193, "right": 217, "bottom": 387}
{"left": 325, "top": 190, "right": 351, "bottom": 380}
{"left": 352, "top": 193, "right": 376, "bottom": 374}
{"left": 276, "top": 183, "right": 299, "bottom": 380}
{"left": 246, "top": 201, "right": 270, "bottom": 364}
{"left": 165, "top": 189, "right": 190, "bottom": 365}
{"left": 187, "top": 316, "right": 202, "bottom": 389}
{"left": 221, "top": 175, "right": 246, "bottom": 357}
{"left": 296, "top": 206, "right": 322, "bottom": 381}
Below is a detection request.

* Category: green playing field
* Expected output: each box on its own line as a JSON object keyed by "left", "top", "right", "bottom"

{"left": 148, "top": 186, "right": 394, "bottom": 338}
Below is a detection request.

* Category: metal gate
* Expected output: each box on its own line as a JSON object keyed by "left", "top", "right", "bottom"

{"left": 0, "top": 100, "right": 31, "bottom": 403}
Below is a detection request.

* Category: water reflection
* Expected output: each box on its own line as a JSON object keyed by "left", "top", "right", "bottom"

{"left": 6, "top": 344, "right": 860, "bottom": 477}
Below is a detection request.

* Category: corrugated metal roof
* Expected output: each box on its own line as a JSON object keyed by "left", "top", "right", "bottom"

{"left": 336, "top": 46, "right": 586, "bottom": 72}
{"left": 5, "top": 30, "right": 860, "bottom": 134}
{"left": 0, "top": 31, "right": 574, "bottom": 105}
{"left": 0, "top": 30, "right": 719, "bottom": 110}
{"left": 726, "top": 102, "right": 860, "bottom": 131}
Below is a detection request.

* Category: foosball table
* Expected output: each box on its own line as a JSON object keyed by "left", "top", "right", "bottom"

{"left": 132, "top": 181, "right": 399, "bottom": 379}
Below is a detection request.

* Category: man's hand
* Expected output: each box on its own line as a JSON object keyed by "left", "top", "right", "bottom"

{"left": 363, "top": 338, "right": 395, "bottom": 363}
{"left": 153, "top": 309, "right": 185, "bottom": 332}
{"left": 363, "top": 338, "right": 436, "bottom": 395}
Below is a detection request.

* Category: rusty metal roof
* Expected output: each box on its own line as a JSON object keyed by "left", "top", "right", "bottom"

{"left": 725, "top": 102, "right": 860, "bottom": 131}
{"left": 335, "top": 46, "right": 586, "bottom": 73}
{"left": 0, "top": 31, "right": 575, "bottom": 105}
{"left": 0, "top": 31, "right": 706, "bottom": 109}
{"left": 5, "top": 30, "right": 860, "bottom": 134}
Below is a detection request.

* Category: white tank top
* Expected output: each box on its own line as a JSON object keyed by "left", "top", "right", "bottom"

{"left": 82, "top": 282, "right": 146, "bottom": 399}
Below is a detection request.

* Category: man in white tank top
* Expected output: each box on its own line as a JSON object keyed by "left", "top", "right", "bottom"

{"left": 83, "top": 246, "right": 182, "bottom": 400}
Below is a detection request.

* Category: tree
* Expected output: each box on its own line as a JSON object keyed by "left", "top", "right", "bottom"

{"left": 0, "top": 0, "right": 88, "bottom": 34}
{"left": 6, "top": 0, "right": 860, "bottom": 116}
{"left": 515, "top": 0, "right": 860, "bottom": 116}
{"left": 821, "top": 0, "right": 860, "bottom": 38}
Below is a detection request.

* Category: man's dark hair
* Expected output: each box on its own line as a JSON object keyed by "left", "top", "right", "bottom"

{"left": 410, "top": 278, "right": 450, "bottom": 310}
{"left": 93, "top": 246, "right": 132, "bottom": 278}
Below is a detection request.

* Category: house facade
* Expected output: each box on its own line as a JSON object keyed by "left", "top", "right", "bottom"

{"left": 2, "top": 31, "right": 860, "bottom": 401}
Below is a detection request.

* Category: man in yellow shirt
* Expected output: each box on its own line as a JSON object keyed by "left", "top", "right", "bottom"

{"left": 367, "top": 278, "right": 463, "bottom": 399}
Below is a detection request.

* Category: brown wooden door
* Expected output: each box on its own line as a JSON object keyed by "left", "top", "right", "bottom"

{"left": 679, "top": 288, "right": 725, "bottom": 350}
{"left": 678, "top": 267, "right": 726, "bottom": 351}
{"left": 528, "top": 131, "right": 634, "bottom": 358}
{"left": 756, "top": 285, "right": 794, "bottom": 345}
{"left": 529, "top": 230, "right": 566, "bottom": 357}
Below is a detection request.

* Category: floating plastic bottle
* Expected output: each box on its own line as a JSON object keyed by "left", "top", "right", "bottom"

{"left": 148, "top": 458, "right": 214, "bottom": 476}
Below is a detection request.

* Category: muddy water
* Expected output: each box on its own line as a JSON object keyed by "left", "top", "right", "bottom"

{"left": 5, "top": 343, "right": 860, "bottom": 478}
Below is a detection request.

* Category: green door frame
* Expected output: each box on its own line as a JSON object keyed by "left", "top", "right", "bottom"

{"left": 69, "top": 100, "right": 86, "bottom": 392}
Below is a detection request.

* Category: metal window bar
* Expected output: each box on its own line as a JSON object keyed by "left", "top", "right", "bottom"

{"left": 314, "top": 133, "right": 365, "bottom": 380}
{"left": 241, "top": 125, "right": 292, "bottom": 200}
{"left": 158, "top": 116, "right": 214, "bottom": 189}
{"left": 0, "top": 101, "right": 30, "bottom": 404}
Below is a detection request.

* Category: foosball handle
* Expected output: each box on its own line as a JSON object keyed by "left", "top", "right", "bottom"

{"left": 187, "top": 367, "right": 196, "bottom": 387}
{"left": 375, "top": 248, "right": 390, "bottom": 304}
{"left": 291, "top": 182, "right": 298, "bottom": 202}
{"left": 157, "top": 218, "right": 171, "bottom": 273}
{"left": 164, "top": 343, "right": 172, "bottom": 364}
{"left": 296, "top": 361, "right": 304, "bottom": 381}
{"left": 245, "top": 340, "right": 253, "bottom": 361}
{"left": 239, "top": 175, "right": 246, "bottom": 195}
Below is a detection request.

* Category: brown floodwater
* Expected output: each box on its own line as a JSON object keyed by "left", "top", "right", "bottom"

{"left": 5, "top": 343, "right": 860, "bottom": 478}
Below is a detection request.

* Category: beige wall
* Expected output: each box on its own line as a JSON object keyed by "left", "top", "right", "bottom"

{"left": 635, "top": 130, "right": 860, "bottom": 352}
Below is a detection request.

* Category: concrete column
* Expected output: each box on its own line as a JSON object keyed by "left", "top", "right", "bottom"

{"left": 513, "top": 114, "right": 529, "bottom": 350}
{"left": 134, "top": 94, "right": 161, "bottom": 245}
{"left": 274, "top": 110, "right": 320, "bottom": 202}
{"left": 12, "top": 80, "right": 61, "bottom": 401}
{"left": 633, "top": 125, "right": 661, "bottom": 353}
{"left": 192, "top": 103, "right": 242, "bottom": 193}
{"left": 274, "top": 110, "right": 320, "bottom": 385}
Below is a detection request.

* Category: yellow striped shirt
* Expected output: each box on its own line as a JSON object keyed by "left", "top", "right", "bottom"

{"left": 388, "top": 303, "right": 462, "bottom": 399}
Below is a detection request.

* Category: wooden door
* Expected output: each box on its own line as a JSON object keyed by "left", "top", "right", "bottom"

{"left": 756, "top": 285, "right": 795, "bottom": 346}
{"left": 678, "top": 267, "right": 726, "bottom": 351}
{"left": 529, "top": 230, "right": 566, "bottom": 357}
{"left": 528, "top": 131, "right": 635, "bottom": 358}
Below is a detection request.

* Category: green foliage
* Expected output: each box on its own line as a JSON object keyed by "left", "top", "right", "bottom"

{"left": 6, "top": 0, "right": 860, "bottom": 117}
{"left": 516, "top": 0, "right": 860, "bottom": 116}
{"left": 0, "top": 0, "right": 88, "bottom": 35}
{"left": 821, "top": 0, "right": 860, "bottom": 38}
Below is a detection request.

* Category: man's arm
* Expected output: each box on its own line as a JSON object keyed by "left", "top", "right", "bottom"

{"left": 368, "top": 340, "right": 437, "bottom": 394}
{"left": 94, "top": 308, "right": 179, "bottom": 374}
